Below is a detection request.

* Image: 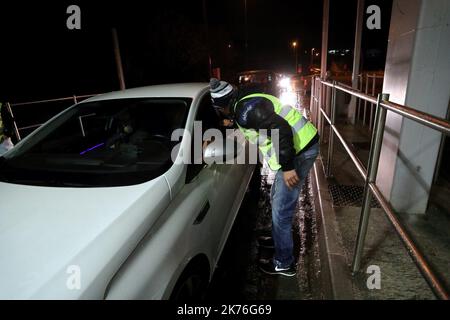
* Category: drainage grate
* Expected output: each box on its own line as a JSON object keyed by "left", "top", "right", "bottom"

{"left": 328, "top": 184, "right": 381, "bottom": 208}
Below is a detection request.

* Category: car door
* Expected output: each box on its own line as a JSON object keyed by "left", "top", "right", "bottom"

{"left": 209, "top": 128, "right": 254, "bottom": 261}
{"left": 189, "top": 93, "right": 252, "bottom": 264}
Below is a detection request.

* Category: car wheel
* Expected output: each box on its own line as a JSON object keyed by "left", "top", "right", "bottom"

{"left": 170, "top": 266, "right": 209, "bottom": 301}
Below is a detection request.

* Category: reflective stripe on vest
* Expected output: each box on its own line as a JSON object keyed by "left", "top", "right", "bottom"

{"left": 235, "top": 94, "right": 317, "bottom": 171}
{"left": 278, "top": 105, "right": 292, "bottom": 118}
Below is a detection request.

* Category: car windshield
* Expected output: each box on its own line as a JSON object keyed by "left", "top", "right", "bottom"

{"left": 0, "top": 97, "right": 191, "bottom": 187}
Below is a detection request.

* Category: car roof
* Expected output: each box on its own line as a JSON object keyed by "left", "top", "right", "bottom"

{"left": 82, "top": 83, "right": 209, "bottom": 103}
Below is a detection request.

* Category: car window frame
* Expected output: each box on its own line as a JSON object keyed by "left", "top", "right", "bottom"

{"left": 185, "top": 92, "right": 222, "bottom": 184}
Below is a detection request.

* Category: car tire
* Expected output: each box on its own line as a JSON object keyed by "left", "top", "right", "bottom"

{"left": 170, "top": 264, "right": 209, "bottom": 301}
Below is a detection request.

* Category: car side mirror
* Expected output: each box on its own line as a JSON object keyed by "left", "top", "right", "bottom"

{"left": 203, "top": 137, "right": 242, "bottom": 164}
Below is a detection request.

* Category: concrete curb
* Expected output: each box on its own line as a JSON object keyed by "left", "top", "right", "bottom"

{"left": 311, "top": 158, "right": 354, "bottom": 300}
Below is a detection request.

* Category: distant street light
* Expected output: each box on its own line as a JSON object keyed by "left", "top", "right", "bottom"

{"left": 311, "top": 48, "right": 315, "bottom": 70}
{"left": 292, "top": 41, "right": 299, "bottom": 73}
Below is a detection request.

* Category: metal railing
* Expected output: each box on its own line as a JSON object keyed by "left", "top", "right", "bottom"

{"left": 7, "top": 93, "right": 100, "bottom": 141}
{"left": 310, "top": 76, "right": 450, "bottom": 300}
{"left": 357, "top": 73, "right": 384, "bottom": 130}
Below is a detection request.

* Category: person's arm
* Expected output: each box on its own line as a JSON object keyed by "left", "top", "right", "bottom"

{"left": 255, "top": 113, "right": 300, "bottom": 189}
{"left": 235, "top": 98, "right": 300, "bottom": 189}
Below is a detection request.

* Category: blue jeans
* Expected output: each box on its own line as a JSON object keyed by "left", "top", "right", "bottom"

{"left": 270, "top": 142, "right": 319, "bottom": 268}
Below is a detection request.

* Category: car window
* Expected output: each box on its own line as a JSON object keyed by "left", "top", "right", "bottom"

{"left": 185, "top": 93, "right": 221, "bottom": 184}
{"left": 0, "top": 97, "right": 191, "bottom": 187}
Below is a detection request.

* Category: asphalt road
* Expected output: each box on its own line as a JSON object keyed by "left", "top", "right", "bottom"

{"left": 206, "top": 165, "right": 322, "bottom": 300}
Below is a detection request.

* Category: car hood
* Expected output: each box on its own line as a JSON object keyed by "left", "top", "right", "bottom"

{"left": 0, "top": 177, "right": 170, "bottom": 299}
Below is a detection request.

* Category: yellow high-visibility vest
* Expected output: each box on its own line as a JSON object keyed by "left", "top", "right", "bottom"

{"left": 235, "top": 94, "right": 317, "bottom": 171}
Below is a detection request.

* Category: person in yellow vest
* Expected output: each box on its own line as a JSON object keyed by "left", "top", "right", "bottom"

{"left": 210, "top": 78, "right": 319, "bottom": 277}
{"left": 0, "top": 102, "right": 15, "bottom": 155}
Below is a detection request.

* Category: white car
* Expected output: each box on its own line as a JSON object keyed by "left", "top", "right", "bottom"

{"left": 0, "top": 83, "right": 255, "bottom": 299}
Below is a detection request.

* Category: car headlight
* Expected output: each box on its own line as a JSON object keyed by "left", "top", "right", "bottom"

{"left": 278, "top": 77, "right": 292, "bottom": 90}
{"left": 279, "top": 91, "right": 297, "bottom": 107}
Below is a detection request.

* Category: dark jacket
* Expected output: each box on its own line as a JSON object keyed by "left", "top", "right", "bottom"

{"left": 234, "top": 95, "right": 317, "bottom": 172}
{"left": 1, "top": 103, "right": 14, "bottom": 138}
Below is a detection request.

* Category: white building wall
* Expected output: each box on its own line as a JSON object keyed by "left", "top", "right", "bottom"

{"left": 378, "top": 0, "right": 450, "bottom": 214}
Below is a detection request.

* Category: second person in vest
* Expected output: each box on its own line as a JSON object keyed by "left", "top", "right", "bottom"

{"left": 209, "top": 78, "right": 320, "bottom": 277}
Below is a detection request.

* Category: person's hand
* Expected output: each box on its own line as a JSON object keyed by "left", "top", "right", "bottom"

{"left": 221, "top": 119, "right": 234, "bottom": 127}
{"left": 283, "top": 170, "right": 300, "bottom": 190}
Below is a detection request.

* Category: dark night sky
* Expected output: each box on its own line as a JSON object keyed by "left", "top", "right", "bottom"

{"left": 0, "top": 0, "right": 392, "bottom": 103}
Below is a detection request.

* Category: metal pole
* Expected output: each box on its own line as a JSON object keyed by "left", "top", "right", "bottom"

{"left": 352, "top": 0, "right": 365, "bottom": 87}
{"left": 316, "top": 78, "right": 320, "bottom": 129}
{"left": 326, "top": 81, "right": 337, "bottom": 177}
{"left": 320, "top": 82, "right": 325, "bottom": 144}
{"left": 312, "top": 78, "right": 316, "bottom": 124}
{"left": 73, "top": 95, "right": 78, "bottom": 104}
{"left": 112, "top": 28, "right": 126, "bottom": 91}
{"left": 202, "top": 0, "right": 212, "bottom": 77}
{"left": 349, "top": 0, "right": 365, "bottom": 124}
{"left": 352, "top": 93, "right": 390, "bottom": 273}
{"left": 320, "top": 0, "right": 329, "bottom": 79}
{"left": 381, "top": 100, "right": 450, "bottom": 134}
{"left": 363, "top": 73, "right": 369, "bottom": 126}
{"left": 318, "top": 81, "right": 323, "bottom": 145}
{"left": 355, "top": 74, "right": 362, "bottom": 124}
{"left": 6, "top": 102, "right": 21, "bottom": 142}
{"left": 369, "top": 74, "right": 377, "bottom": 131}
{"left": 310, "top": 77, "right": 316, "bottom": 124}
{"left": 244, "top": 0, "right": 248, "bottom": 69}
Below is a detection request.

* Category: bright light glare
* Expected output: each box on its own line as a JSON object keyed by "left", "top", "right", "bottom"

{"left": 279, "top": 91, "right": 297, "bottom": 107}
{"left": 278, "top": 77, "right": 291, "bottom": 89}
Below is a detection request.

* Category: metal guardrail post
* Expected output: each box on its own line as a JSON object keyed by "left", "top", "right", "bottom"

{"left": 352, "top": 93, "right": 389, "bottom": 274}
{"left": 318, "top": 80, "right": 323, "bottom": 142}
{"left": 314, "top": 78, "right": 317, "bottom": 126}
{"left": 357, "top": 74, "right": 362, "bottom": 124}
{"left": 321, "top": 81, "right": 326, "bottom": 143}
{"left": 316, "top": 78, "right": 322, "bottom": 128}
{"left": 369, "top": 75, "right": 376, "bottom": 131}
{"left": 326, "top": 81, "right": 337, "bottom": 177}
{"left": 363, "top": 73, "right": 369, "bottom": 126}
{"left": 309, "top": 77, "right": 315, "bottom": 123}
{"left": 310, "top": 77, "right": 316, "bottom": 125}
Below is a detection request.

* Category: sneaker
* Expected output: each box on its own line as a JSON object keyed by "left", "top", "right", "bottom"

{"left": 257, "top": 236, "right": 274, "bottom": 249}
{"left": 258, "top": 261, "right": 296, "bottom": 277}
